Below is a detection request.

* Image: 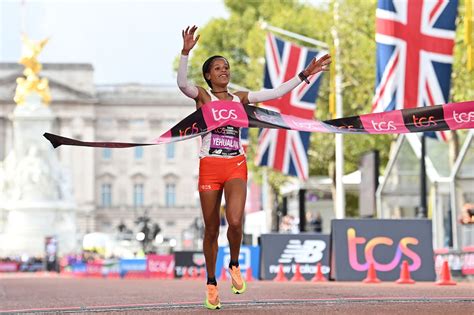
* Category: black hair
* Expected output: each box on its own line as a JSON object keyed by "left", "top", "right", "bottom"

{"left": 202, "top": 55, "right": 228, "bottom": 88}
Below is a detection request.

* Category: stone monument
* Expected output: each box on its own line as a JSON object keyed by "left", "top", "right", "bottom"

{"left": 0, "top": 34, "right": 77, "bottom": 257}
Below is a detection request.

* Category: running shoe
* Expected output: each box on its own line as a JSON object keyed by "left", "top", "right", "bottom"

{"left": 229, "top": 266, "right": 247, "bottom": 294}
{"left": 204, "top": 284, "right": 221, "bottom": 310}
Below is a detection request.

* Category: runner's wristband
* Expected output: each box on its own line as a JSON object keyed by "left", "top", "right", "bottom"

{"left": 298, "top": 71, "right": 310, "bottom": 84}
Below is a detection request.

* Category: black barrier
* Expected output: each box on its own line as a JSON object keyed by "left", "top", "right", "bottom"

{"left": 173, "top": 251, "right": 205, "bottom": 278}
{"left": 260, "top": 233, "right": 330, "bottom": 280}
{"left": 331, "top": 219, "right": 435, "bottom": 281}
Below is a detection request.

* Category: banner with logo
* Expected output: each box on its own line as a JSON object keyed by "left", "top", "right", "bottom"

{"left": 119, "top": 258, "right": 147, "bottom": 274}
{"left": 331, "top": 219, "right": 435, "bottom": 281}
{"left": 215, "top": 245, "right": 260, "bottom": 280}
{"left": 0, "top": 262, "right": 19, "bottom": 272}
{"left": 174, "top": 251, "right": 205, "bottom": 278}
{"left": 146, "top": 254, "right": 174, "bottom": 277}
{"left": 260, "top": 233, "right": 330, "bottom": 281}
{"left": 43, "top": 100, "right": 474, "bottom": 149}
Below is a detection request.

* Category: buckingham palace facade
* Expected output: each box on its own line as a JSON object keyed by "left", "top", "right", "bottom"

{"left": 0, "top": 63, "right": 202, "bottom": 251}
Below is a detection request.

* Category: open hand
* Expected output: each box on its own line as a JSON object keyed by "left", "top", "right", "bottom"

{"left": 303, "top": 54, "right": 331, "bottom": 76}
{"left": 181, "top": 25, "right": 200, "bottom": 55}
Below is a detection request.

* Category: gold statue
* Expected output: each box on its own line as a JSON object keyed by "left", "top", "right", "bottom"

{"left": 14, "top": 34, "right": 52, "bottom": 105}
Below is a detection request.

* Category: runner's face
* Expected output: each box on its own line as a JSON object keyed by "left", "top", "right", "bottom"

{"left": 206, "top": 58, "right": 230, "bottom": 87}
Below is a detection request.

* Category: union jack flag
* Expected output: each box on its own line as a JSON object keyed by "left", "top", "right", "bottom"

{"left": 255, "top": 33, "right": 326, "bottom": 180}
{"left": 372, "top": 0, "right": 458, "bottom": 140}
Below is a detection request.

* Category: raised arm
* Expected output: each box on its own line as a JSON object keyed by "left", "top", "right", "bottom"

{"left": 236, "top": 54, "right": 332, "bottom": 105}
{"left": 177, "top": 26, "right": 200, "bottom": 99}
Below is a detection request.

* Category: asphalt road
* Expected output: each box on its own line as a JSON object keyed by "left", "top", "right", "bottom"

{"left": 0, "top": 273, "right": 473, "bottom": 314}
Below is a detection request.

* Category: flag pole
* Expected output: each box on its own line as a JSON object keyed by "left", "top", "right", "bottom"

{"left": 260, "top": 22, "right": 329, "bottom": 50}
{"left": 332, "top": 0, "right": 346, "bottom": 219}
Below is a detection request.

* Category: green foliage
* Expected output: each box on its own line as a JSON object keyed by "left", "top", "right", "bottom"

{"left": 175, "top": 0, "right": 472, "bottom": 190}
{"left": 451, "top": 0, "right": 474, "bottom": 102}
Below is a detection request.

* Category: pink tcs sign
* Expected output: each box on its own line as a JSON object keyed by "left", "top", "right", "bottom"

{"left": 146, "top": 254, "right": 175, "bottom": 278}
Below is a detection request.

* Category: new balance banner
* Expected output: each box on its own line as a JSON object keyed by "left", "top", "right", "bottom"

{"left": 331, "top": 219, "right": 435, "bottom": 281}
{"left": 174, "top": 251, "right": 205, "bottom": 278}
{"left": 43, "top": 100, "right": 474, "bottom": 148}
{"left": 260, "top": 233, "right": 330, "bottom": 281}
{"left": 215, "top": 245, "right": 260, "bottom": 280}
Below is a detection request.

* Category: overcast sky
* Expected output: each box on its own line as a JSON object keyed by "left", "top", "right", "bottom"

{"left": 0, "top": 0, "right": 228, "bottom": 85}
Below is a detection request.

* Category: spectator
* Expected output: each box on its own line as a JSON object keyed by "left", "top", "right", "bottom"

{"left": 460, "top": 203, "right": 474, "bottom": 224}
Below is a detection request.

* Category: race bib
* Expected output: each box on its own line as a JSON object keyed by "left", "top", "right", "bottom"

{"left": 209, "top": 126, "right": 241, "bottom": 156}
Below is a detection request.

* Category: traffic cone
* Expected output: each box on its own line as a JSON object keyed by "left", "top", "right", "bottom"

{"left": 219, "top": 267, "right": 228, "bottom": 281}
{"left": 245, "top": 267, "right": 254, "bottom": 282}
{"left": 182, "top": 267, "right": 189, "bottom": 280}
{"left": 273, "top": 264, "right": 288, "bottom": 282}
{"left": 436, "top": 261, "right": 456, "bottom": 285}
{"left": 311, "top": 262, "right": 327, "bottom": 282}
{"left": 291, "top": 264, "right": 306, "bottom": 282}
{"left": 191, "top": 267, "right": 199, "bottom": 280}
{"left": 363, "top": 263, "right": 381, "bottom": 283}
{"left": 396, "top": 260, "right": 415, "bottom": 284}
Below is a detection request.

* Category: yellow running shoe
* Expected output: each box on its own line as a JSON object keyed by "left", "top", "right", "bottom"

{"left": 229, "top": 266, "right": 247, "bottom": 294}
{"left": 204, "top": 284, "right": 221, "bottom": 310}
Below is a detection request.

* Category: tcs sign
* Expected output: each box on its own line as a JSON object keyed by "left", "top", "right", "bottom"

{"left": 331, "top": 219, "right": 435, "bottom": 281}
{"left": 347, "top": 228, "right": 421, "bottom": 272}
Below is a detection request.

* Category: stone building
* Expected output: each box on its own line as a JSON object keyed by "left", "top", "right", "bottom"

{"left": 0, "top": 63, "right": 202, "bottom": 252}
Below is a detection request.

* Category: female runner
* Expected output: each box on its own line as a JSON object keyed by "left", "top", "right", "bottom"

{"left": 177, "top": 25, "right": 331, "bottom": 310}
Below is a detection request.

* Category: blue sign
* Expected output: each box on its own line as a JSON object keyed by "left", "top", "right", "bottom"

{"left": 70, "top": 262, "right": 87, "bottom": 273}
{"left": 215, "top": 245, "right": 260, "bottom": 280}
{"left": 119, "top": 259, "right": 147, "bottom": 273}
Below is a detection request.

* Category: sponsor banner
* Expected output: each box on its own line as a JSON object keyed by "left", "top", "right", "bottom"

{"left": 119, "top": 258, "right": 147, "bottom": 273}
{"left": 443, "top": 101, "right": 474, "bottom": 130}
{"left": 70, "top": 262, "right": 87, "bottom": 273}
{"left": 402, "top": 105, "right": 449, "bottom": 132}
{"left": 325, "top": 115, "right": 367, "bottom": 133}
{"left": 331, "top": 219, "right": 435, "bottom": 281}
{"left": 0, "top": 262, "right": 19, "bottom": 272}
{"left": 146, "top": 254, "right": 174, "bottom": 277}
{"left": 434, "top": 247, "right": 474, "bottom": 277}
{"left": 19, "top": 262, "right": 44, "bottom": 272}
{"left": 43, "top": 100, "right": 474, "bottom": 149}
{"left": 260, "top": 233, "right": 330, "bottom": 281}
{"left": 360, "top": 110, "right": 408, "bottom": 134}
{"left": 215, "top": 245, "right": 260, "bottom": 280}
{"left": 86, "top": 262, "right": 104, "bottom": 275}
{"left": 174, "top": 251, "right": 205, "bottom": 278}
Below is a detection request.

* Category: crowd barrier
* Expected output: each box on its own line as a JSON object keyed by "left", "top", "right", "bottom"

{"left": 3, "top": 219, "right": 471, "bottom": 284}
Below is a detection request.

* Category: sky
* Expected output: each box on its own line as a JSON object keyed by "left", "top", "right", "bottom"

{"left": 0, "top": 0, "right": 229, "bottom": 85}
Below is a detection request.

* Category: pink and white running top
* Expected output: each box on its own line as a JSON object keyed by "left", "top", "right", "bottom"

{"left": 199, "top": 92, "right": 245, "bottom": 158}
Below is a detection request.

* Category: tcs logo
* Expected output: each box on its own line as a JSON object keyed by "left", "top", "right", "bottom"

{"left": 371, "top": 120, "right": 396, "bottom": 131}
{"left": 347, "top": 228, "right": 421, "bottom": 272}
{"left": 412, "top": 115, "right": 437, "bottom": 127}
{"left": 212, "top": 108, "right": 237, "bottom": 121}
{"left": 179, "top": 122, "right": 200, "bottom": 137}
{"left": 453, "top": 110, "right": 474, "bottom": 123}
